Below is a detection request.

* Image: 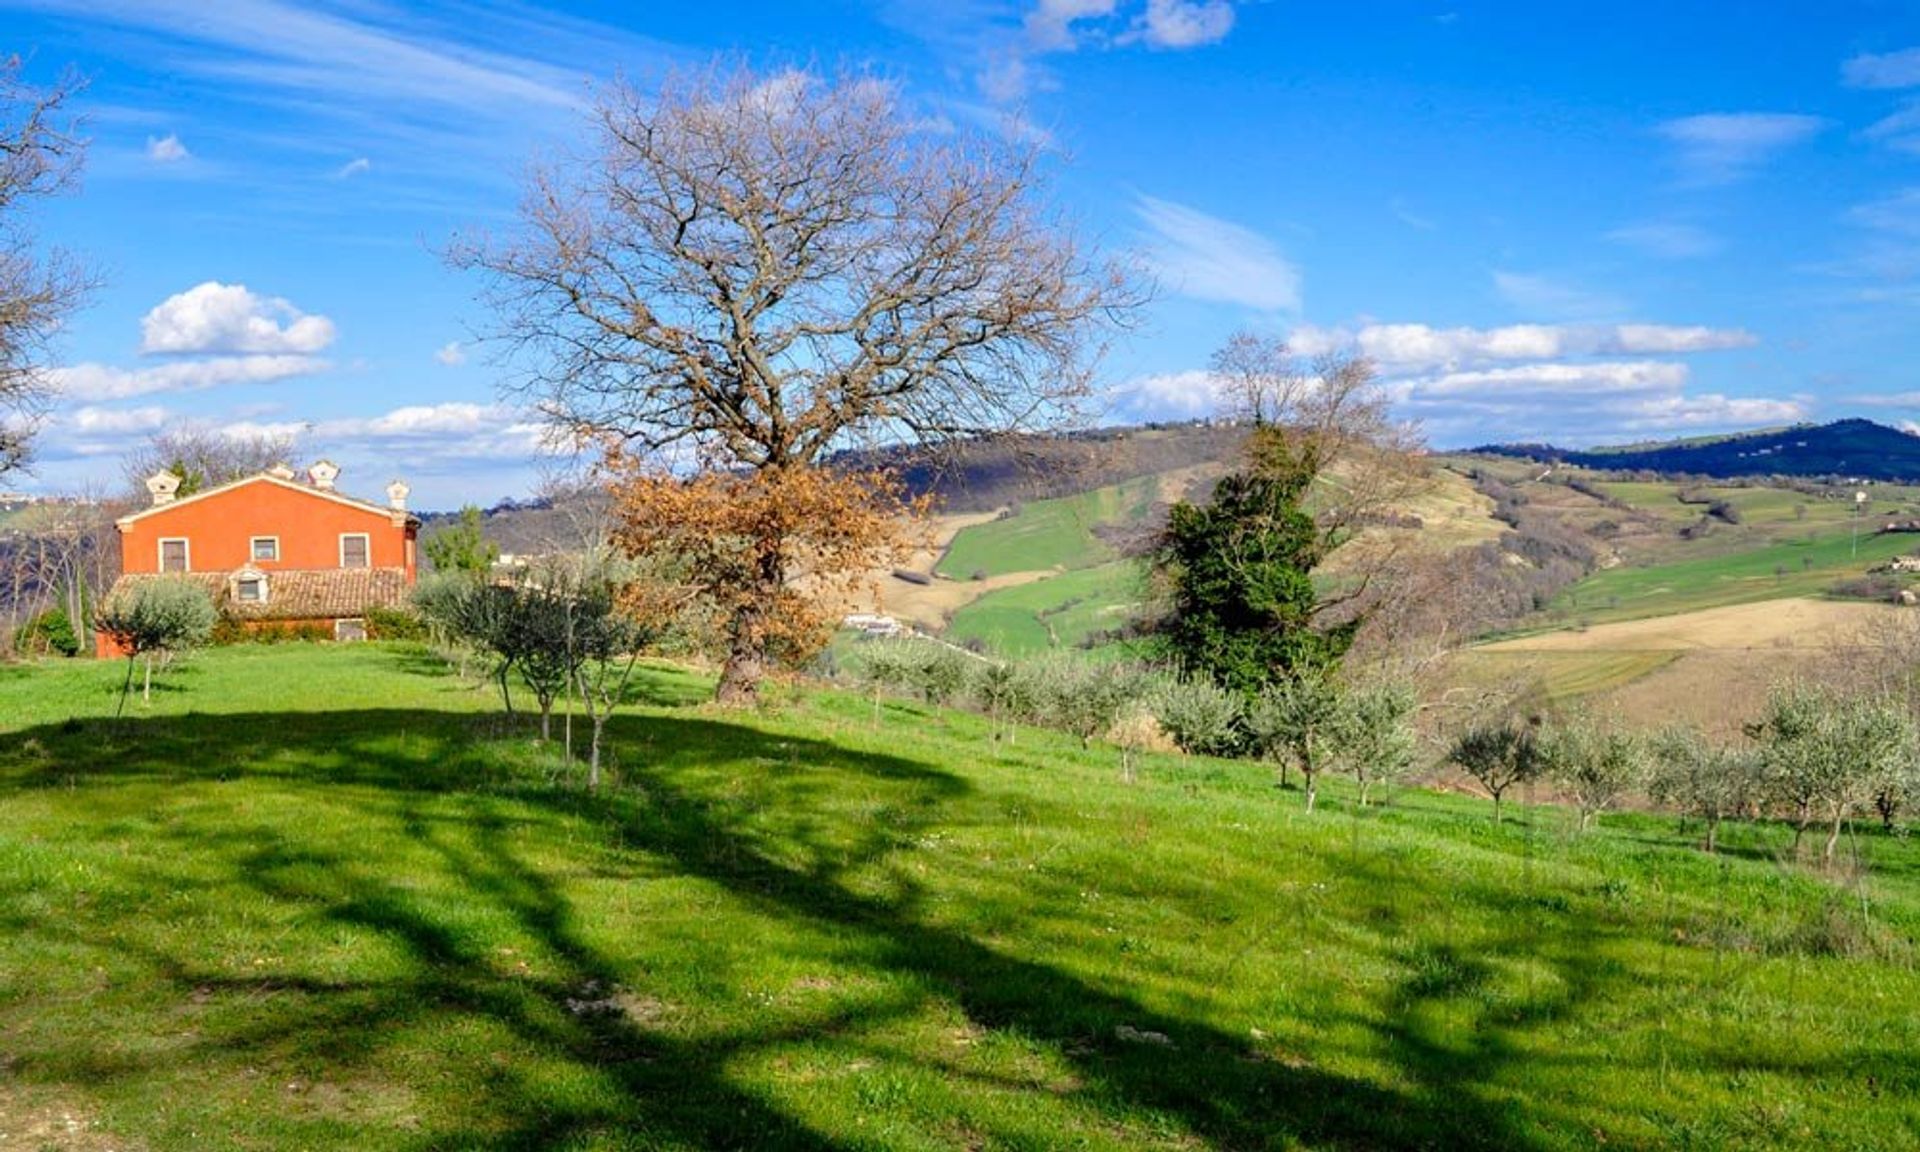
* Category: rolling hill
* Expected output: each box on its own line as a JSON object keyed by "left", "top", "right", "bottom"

{"left": 1475, "top": 418, "right": 1920, "bottom": 481}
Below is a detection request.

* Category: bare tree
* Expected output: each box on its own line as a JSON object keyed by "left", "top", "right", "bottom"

{"left": 2, "top": 55, "right": 93, "bottom": 477}
{"left": 455, "top": 61, "right": 1142, "bottom": 702}
{"left": 120, "top": 424, "right": 303, "bottom": 498}
{"left": 1211, "top": 333, "right": 1429, "bottom": 556}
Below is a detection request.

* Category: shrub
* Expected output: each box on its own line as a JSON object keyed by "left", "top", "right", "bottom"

{"left": 14, "top": 606, "right": 81, "bottom": 657}
{"left": 365, "top": 604, "right": 428, "bottom": 641}
{"left": 1149, "top": 674, "right": 1243, "bottom": 757}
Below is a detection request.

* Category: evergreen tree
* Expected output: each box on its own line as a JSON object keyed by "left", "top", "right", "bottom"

{"left": 424, "top": 505, "right": 500, "bottom": 575}
{"left": 1151, "top": 427, "right": 1355, "bottom": 700}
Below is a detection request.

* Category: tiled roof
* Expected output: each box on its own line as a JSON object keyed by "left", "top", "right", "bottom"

{"left": 114, "top": 473, "right": 421, "bottom": 529}
{"left": 103, "top": 568, "right": 410, "bottom": 621}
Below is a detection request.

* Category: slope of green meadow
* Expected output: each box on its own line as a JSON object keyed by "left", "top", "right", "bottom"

{"left": 1552, "top": 526, "right": 1918, "bottom": 626}
{"left": 2, "top": 643, "right": 1917, "bottom": 1150}
{"left": 935, "top": 474, "right": 1165, "bottom": 579}
{"left": 943, "top": 560, "right": 1143, "bottom": 656}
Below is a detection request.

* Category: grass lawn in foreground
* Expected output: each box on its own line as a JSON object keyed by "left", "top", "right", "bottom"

{"left": 2, "top": 644, "right": 1917, "bottom": 1150}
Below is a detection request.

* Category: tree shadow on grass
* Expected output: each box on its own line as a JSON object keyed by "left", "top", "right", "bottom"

{"left": 0, "top": 706, "right": 1619, "bottom": 1150}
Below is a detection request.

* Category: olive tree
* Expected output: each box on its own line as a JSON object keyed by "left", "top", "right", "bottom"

{"left": 1248, "top": 666, "right": 1345, "bottom": 812}
{"left": 93, "top": 578, "right": 216, "bottom": 715}
{"left": 1539, "top": 715, "right": 1649, "bottom": 833}
{"left": 1330, "top": 680, "right": 1417, "bottom": 807}
{"left": 1752, "top": 684, "right": 1915, "bottom": 864}
{"left": 1648, "top": 727, "right": 1758, "bottom": 854}
{"left": 1447, "top": 718, "right": 1543, "bottom": 825}
{"left": 456, "top": 62, "right": 1141, "bottom": 705}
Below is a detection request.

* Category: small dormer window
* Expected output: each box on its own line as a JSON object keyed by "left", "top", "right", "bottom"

{"left": 232, "top": 569, "right": 268, "bottom": 605}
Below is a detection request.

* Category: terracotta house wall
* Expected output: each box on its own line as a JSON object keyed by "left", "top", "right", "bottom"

{"left": 98, "top": 476, "right": 419, "bottom": 658}
{"left": 119, "top": 479, "right": 417, "bottom": 581}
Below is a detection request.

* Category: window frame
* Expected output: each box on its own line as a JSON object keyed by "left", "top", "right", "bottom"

{"left": 250, "top": 536, "right": 280, "bottom": 563}
{"left": 234, "top": 574, "right": 268, "bottom": 605}
{"left": 339, "top": 532, "right": 371, "bottom": 569}
{"left": 334, "top": 618, "right": 367, "bottom": 642}
{"left": 157, "top": 537, "right": 190, "bottom": 573}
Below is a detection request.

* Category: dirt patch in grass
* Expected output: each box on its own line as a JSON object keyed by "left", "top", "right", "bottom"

{"left": 1481, "top": 597, "right": 1901, "bottom": 652}
{"left": 0, "top": 1087, "right": 139, "bottom": 1151}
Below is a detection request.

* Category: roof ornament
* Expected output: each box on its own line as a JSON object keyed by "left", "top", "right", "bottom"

{"left": 145, "top": 470, "right": 181, "bottom": 506}
{"left": 307, "top": 459, "right": 340, "bottom": 491}
{"left": 266, "top": 462, "right": 296, "bottom": 480}
{"left": 386, "top": 479, "right": 410, "bottom": 511}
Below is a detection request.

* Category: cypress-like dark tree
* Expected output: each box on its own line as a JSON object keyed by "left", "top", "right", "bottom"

{"left": 1151, "top": 427, "right": 1356, "bottom": 699}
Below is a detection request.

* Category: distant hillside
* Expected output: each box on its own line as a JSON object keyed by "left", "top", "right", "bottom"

{"left": 837, "top": 423, "right": 1247, "bottom": 513}
{"left": 1475, "top": 418, "right": 1920, "bottom": 481}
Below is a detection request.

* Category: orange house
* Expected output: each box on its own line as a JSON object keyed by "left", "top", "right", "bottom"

{"left": 97, "top": 461, "right": 421, "bottom": 656}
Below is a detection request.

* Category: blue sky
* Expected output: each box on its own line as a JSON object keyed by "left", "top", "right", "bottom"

{"left": 9, "top": 1, "right": 1920, "bottom": 506}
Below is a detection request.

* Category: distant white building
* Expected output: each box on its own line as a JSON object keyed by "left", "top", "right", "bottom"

{"left": 843, "top": 612, "right": 904, "bottom": 637}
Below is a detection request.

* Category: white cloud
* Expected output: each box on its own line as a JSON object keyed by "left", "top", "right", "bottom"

{"left": 1844, "top": 48, "right": 1920, "bottom": 90}
{"left": 1289, "top": 322, "right": 1755, "bottom": 373}
{"left": 435, "top": 341, "right": 467, "bottom": 366}
{"left": 1656, "top": 113, "right": 1826, "bottom": 185}
{"left": 335, "top": 157, "right": 372, "bottom": 179}
{"left": 1135, "top": 194, "right": 1301, "bottom": 312}
{"left": 1412, "top": 360, "right": 1691, "bottom": 399}
{"left": 304, "top": 403, "right": 552, "bottom": 461}
{"left": 140, "top": 282, "right": 337, "bottom": 355}
{"left": 49, "top": 355, "right": 327, "bottom": 401}
{"left": 1492, "top": 271, "right": 1626, "bottom": 321}
{"left": 1606, "top": 221, "right": 1720, "bottom": 259}
{"left": 1136, "top": 0, "right": 1235, "bottom": 48}
{"left": 1109, "top": 369, "right": 1220, "bottom": 421}
{"left": 1848, "top": 188, "right": 1920, "bottom": 237}
{"left": 1025, "top": 0, "right": 1118, "bottom": 51}
{"left": 1863, "top": 100, "right": 1920, "bottom": 154}
{"left": 1611, "top": 324, "right": 1757, "bottom": 354}
{"left": 30, "top": 0, "right": 585, "bottom": 116}
{"left": 64, "top": 406, "right": 173, "bottom": 436}
{"left": 145, "top": 133, "right": 189, "bottom": 163}
{"left": 1610, "top": 394, "right": 1807, "bottom": 431}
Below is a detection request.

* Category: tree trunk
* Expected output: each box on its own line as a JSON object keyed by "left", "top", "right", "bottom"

{"left": 1303, "top": 771, "right": 1317, "bottom": 813}
{"left": 1579, "top": 807, "right": 1595, "bottom": 833}
{"left": 118, "top": 655, "right": 136, "bottom": 717}
{"left": 588, "top": 715, "right": 606, "bottom": 790}
{"left": 539, "top": 700, "right": 552, "bottom": 742}
{"left": 142, "top": 655, "right": 153, "bottom": 704}
{"left": 1824, "top": 811, "right": 1845, "bottom": 865}
{"left": 716, "top": 562, "right": 782, "bottom": 706}
{"left": 1704, "top": 816, "right": 1719, "bottom": 854}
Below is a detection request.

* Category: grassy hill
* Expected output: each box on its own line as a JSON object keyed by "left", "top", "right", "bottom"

{"left": 3, "top": 644, "right": 1918, "bottom": 1150}
{"left": 1477, "top": 418, "right": 1920, "bottom": 482}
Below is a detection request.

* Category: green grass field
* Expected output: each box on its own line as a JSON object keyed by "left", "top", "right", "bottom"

{"left": 943, "top": 560, "right": 1144, "bottom": 656}
{"left": 2, "top": 644, "right": 1918, "bottom": 1149}
{"left": 1550, "top": 524, "right": 1920, "bottom": 626}
{"left": 935, "top": 475, "right": 1165, "bottom": 579}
